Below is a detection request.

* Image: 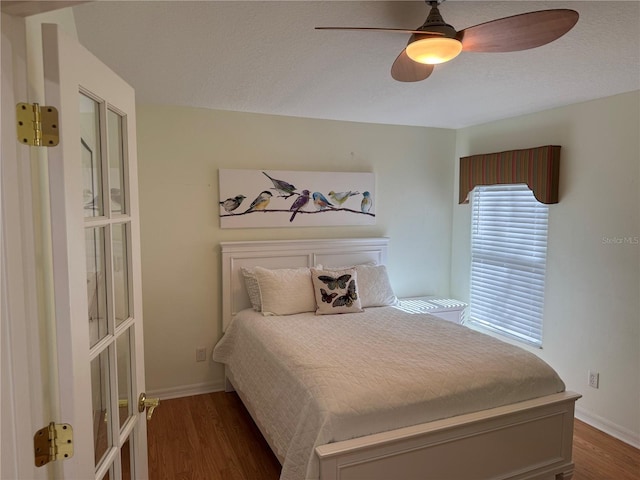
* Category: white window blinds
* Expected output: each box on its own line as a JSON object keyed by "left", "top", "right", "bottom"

{"left": 469, "top": 184, "right": 549, "bottom": 347}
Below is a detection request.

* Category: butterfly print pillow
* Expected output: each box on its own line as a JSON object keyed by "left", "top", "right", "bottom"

{"left": 311, "top": 268, "right": 364, "bottom": 315}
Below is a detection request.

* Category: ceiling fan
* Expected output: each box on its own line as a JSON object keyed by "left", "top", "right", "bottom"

{"left": 316, "top": 1, "right": 579, "bottom": 82}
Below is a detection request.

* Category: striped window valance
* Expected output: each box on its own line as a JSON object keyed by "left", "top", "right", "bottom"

{"left": 459, "top": 145, "right": 561, "bottom": 205}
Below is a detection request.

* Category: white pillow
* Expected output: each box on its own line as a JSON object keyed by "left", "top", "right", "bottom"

{"left": 356, "top": 264, "right": 398, "bottom": 307}
{"left": 321, "top": 264, "right": 397, "bottom": 307}
{"left": 240, "top": 267, "right": 261, "bottom": 311}
{"left": 253, "top": 266, "right": 316, "bottom": 316}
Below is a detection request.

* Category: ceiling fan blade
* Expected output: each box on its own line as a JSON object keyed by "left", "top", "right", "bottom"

{"left": 457, "top": 9, "right": 579, "bottom": 53}
{"left": 391, "top": 49, "right": 434, "bottom": 82}
{"left": 315, "top": 27, "right": 445, "bottom": 36}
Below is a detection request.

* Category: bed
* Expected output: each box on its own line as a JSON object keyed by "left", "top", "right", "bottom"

{"left": 214, "top": 238, "right": 580, "bottom": 480}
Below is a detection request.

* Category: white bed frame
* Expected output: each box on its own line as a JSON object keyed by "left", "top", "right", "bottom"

{"left": 220, "top": 238, "right": 581, "bottom": 480}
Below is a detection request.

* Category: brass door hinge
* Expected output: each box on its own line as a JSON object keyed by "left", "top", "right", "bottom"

{"left": 34, "top": 422, "right": 73, "bottom": 467}
{"left": 16, "top": 103, "right": 59, "bottom": 147}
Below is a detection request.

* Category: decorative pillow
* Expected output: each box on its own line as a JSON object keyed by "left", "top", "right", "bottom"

{"left": 321, "top": 264, "right": 397, "bottom": 307}
{"left": 311, "top": 268, "right": 363, "bottom": 315}
{"left": 240, "top": 267, "right": 261, "bottom": 311}
{"left": 252, "top": 266, "right": 316, "bottom": 316}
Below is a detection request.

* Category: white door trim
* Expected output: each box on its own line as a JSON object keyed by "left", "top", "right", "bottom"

{"left": 1, "top": 12, "right": 49, "bottom": 480}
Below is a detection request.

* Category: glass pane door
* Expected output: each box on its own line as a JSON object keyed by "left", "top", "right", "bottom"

{"left": 43, "top": 23, "right": 148, "bottom": 480}
{"left": 81, "top": 91, "right": 139, "bottom": 479}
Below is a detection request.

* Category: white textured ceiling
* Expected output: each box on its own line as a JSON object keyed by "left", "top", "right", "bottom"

{"left": 73, "top": 1, "right": 640, "bottom": 129}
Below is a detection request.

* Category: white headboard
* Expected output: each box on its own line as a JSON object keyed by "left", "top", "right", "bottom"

{"left": 220, "top": 237, "right": 389, "bottom": 330}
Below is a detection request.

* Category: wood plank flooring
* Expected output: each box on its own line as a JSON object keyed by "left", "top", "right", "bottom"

{"left": 148, "top": 392, "right": 639, "bottom": 480}
{"left": 148, "top": 392, "right": 280, "bottom": 480}
{"left": 572, "top": 419, "right": 640, "bottom": 480}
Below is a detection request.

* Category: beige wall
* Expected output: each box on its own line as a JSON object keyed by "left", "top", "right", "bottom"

{"left": 451, "top": 91, "right": 640, "bottom": 445}
{"left": 137, "top": 105, "right": 456, "bottom": 396}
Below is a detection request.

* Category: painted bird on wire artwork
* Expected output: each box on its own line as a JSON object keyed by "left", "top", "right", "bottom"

{"left": 218, "top": 169, "right": 375, "bottom": 229}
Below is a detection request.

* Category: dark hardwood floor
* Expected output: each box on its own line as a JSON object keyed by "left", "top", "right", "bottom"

{"left": 148, "top": 392, "right": 639, "bottom": 480}
{"left": 148, "top": 392, "right": 280, "bottom": 480}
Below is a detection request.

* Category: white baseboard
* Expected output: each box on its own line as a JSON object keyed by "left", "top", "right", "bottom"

{"left": 575, "top": 406, "right": 640, "bottom": 449}
{"left": 146, "top": 380, "right": 225, "bottom": 401}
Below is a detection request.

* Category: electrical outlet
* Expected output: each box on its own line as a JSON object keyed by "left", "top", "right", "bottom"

{"left": 588, "top": 370, "right": 599, "bottom": 389}
{"left": 196, "top": 347, "right": 207, "bottom": 362}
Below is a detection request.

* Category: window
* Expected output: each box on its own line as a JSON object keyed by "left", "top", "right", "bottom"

{"left": 469, "top": 184, "right": 548, "bottom": 347}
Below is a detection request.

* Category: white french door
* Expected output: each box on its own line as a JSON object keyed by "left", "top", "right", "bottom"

{"left": 43, "top": 23, "right": 149, "bottom": 479}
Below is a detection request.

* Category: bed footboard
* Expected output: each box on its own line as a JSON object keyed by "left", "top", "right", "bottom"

{"left": 316, "top": 391, "right": 581, "bottom": 480}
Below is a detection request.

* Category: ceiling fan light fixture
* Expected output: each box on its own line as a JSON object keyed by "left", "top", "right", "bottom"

{"left": 406, "top": 37, "right": 462, "bottom": 65}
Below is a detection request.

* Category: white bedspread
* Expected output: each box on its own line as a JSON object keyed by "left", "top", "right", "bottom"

{"left": 212, "top": 307, "right": 565, "bottom": 480}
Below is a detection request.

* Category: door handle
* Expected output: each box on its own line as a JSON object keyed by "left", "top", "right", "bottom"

{"left": 138, "top": 393, "right": 160, "bottom": 420}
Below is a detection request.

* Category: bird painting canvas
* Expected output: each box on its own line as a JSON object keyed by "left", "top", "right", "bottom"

{"left": 218, "top": 169, "right": 375, "bottom": 228}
